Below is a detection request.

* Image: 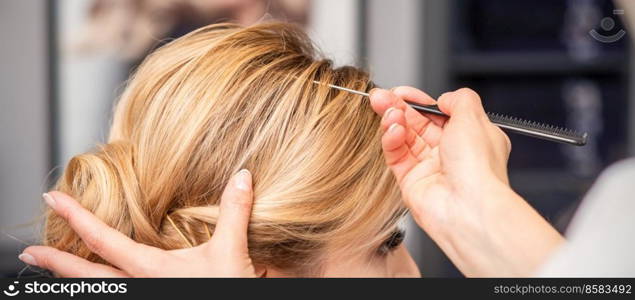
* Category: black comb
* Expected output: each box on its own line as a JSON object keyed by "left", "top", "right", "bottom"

{"left": 318, "top": 82, "right": 588, "bottom": 146}
{"left": 405, "top": 102, "right": 588, "bottom": 146}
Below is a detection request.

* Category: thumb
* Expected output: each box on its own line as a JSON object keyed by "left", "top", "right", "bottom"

{"left": 210, "top": 169, "right": 254, "bottom": 250}
{"left": 437, "top": 88, "right": 487, "bottom": 120}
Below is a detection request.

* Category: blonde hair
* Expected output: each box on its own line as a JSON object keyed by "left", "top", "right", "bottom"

{"left": 44, "top": 22, "right": 405, "bottom": 275}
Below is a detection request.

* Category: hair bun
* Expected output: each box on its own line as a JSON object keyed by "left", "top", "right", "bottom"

{"left": 45, "top": 141, "right": 164, "bottom": 260}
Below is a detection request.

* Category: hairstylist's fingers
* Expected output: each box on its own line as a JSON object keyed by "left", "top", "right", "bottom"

{"left": 436, "top": 88, "right": 487, "bottom": 121}
{"left": 373, "top": 90, "right": 431, "bottom": 155}
{"left": 43, "top": 191, "right": 158, "bottom": 275}
{"left": 381, "top": 108, "right": 428, "bottom": 158}
{"left": 371, "top": 88, "right": 443, "bottom": 149}
{"left": 370, "top": 88, "right": 429, "bottom": 125}
{"left": 21, "top": 246, "right": 126, "bottom": 277}
{"left": 212, "top": 169, "right": 254, "bottom": 250}
{"left": 382, "top": 120, "right": 420, "bottom": 184}
{"left": 391, "top": 86, "right": 435, "bottom": 104}
{"left": 369, "top": 88, "right": 395, "bottom": 115}
{"left": 390, "top": 88, "right": 445, "bottom": 148}
{"left": 392, "top": 86, "right": 447, "bottom": 127}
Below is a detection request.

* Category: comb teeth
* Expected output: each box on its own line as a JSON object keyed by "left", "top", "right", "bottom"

{"left": 487, "top": 112, "right": 588, "bottom": 146}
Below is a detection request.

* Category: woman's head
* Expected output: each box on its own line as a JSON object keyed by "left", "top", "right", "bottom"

{"left": 44, "top": 22, "right": 419, "bottom": 277}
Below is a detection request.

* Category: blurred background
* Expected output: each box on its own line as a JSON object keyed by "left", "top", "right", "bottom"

{"left": 1, "top": 0, "right": 633, "bottom": 277}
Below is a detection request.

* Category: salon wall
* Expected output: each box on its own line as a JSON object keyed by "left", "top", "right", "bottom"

{"left": 0, "top": 0, "right": 50, "bottom": 275}
{"left": 309, "top": 0, "right": 362, "bottom": 67}
{"left": 56, "top": 0, "right": 127, "bottom": 167}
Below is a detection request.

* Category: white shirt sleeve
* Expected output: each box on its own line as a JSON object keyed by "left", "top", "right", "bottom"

{"left": 537, "top": 158, "right": 635, "bottom": 277}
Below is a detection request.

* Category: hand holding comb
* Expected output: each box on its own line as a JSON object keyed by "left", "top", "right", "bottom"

{"left": 317, "top": 82, "right": 588, "bottom": 146}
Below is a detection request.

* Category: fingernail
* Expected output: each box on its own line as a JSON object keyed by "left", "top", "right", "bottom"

{"left": 369, "top": 88, "right": 380, "bottom": 98}
{"left": 18, "top": 253, "right": 37, "bottom": 266}
{"left": 42, "top": 193, "right": 56, "bottom": 209}
{"left": 388, "top": 123, "right": 400, "bottom": 132}
{"left": 235, "top": 169, "right": 252, "bottom": 191}
{"left": 384, "top": 107, "right": 396, "bottom": 119}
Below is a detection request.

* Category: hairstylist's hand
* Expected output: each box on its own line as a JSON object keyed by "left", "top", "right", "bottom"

{"left": 369, "top": 87, "right": 564, "bottom": 277}
{"left": 20, "top": 170, "right": 259, "bottom": 277}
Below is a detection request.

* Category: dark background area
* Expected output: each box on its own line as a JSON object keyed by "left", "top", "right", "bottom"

{"left": 434, "top": 0, "right": 631, "bottom": 276}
